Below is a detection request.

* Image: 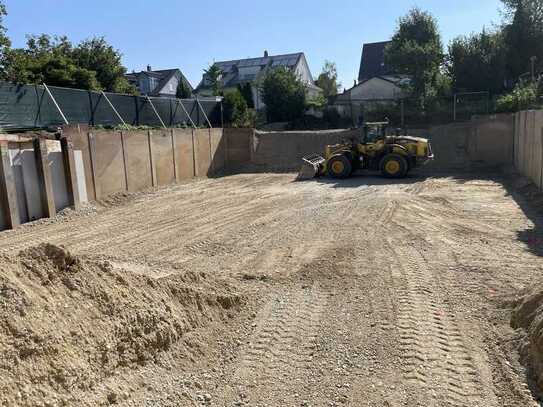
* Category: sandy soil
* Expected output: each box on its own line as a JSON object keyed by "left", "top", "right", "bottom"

{"left": 1, "top": 172, "right": 542, "bottom": 406}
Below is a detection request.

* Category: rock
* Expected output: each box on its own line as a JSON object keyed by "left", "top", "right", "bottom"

{"left": 107, "top": 391, "right": 118, "bottom": 404}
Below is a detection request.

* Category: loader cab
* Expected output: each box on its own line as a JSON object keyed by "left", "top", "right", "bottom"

{"left": 361, "top": 122, "right": 388, "bottom": 144}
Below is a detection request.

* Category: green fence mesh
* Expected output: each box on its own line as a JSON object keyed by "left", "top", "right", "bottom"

{"left": 0, "top": 82, "right": 221, "bottom": 131}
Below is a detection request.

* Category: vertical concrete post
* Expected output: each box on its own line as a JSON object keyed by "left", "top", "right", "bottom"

{"left": 33, "top": 138, "right": 56, "bottom": 218}
{"left": 148, "top": 130, "right": 157, "bottom": 186}
{"left": 0, "top": 141, "right": 20, "bottom": 228}
{"left": 208, "top": 128, "right": 213, "bottom": 175}
{"left": 60, "top": 136, "right": 81, "bottom": 210}
{"left": 171, "top": 129, "right": 178, "bottom": 182}
{"left": 191, "top": 128, "right": 197, "bottom": 177}
{"left": 120, "top": 131, "right": 129, "bottom": 191}
{"left": 87, "top": 132, "right": 100, "bottom": 200}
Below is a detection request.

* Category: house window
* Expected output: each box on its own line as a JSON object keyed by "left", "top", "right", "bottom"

{"left": 149, "top": 77, "right": 159, "bottom": 92}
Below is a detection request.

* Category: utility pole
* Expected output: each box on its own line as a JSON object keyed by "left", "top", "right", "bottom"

{"left": 531, "top": 56, "right": 538, "bottom": 82}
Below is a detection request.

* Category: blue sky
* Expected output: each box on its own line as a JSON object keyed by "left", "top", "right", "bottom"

{"left": 4, "top": 0, "right": 504, "bottom": 89}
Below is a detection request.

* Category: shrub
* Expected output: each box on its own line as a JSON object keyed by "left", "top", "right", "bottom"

{"left": 260, "top": 66, "right": 306, "bottom": 122}
{"left": 223, "top": 89, "right": 251, "bottom": 128}
{"left": 496, "top": 82, "right": 539, "bottom": 113}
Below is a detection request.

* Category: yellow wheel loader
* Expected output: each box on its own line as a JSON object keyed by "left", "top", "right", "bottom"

{"left": 298, "top": 122, "right": 434, "bottom": 180}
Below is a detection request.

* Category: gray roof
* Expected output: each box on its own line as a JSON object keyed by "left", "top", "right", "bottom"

{"left": 126, "top": 68, "right": 193, "bottom": 96}
{"left": 198, "top": 52, "right": 305, "bottom": 90}
{"left": 358, "top": 41, "right": 393, "bottom": 82}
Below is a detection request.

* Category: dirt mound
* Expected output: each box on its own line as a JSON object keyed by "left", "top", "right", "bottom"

{"left": 0, "top": 244, "right": 243, "bottom": 406}
{"left": 512, "top": 287, "right": 543, "bottom": 395}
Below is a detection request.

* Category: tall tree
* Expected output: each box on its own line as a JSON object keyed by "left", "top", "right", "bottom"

{"left": 447, "top": 30, "right": 507, "bottom": 94}
{"left": 71, "top": 37, "right": 134, "bottom": 93}
{"left": 315, "top": 60, "right": 341, "bottom": 98}
{"left": 4, "top": 35, "right": 100, "bottom": 90}
{"left": 204, "top": 64, "right": 223, "bottom": 96}
{"left": 3, "top": 34, "right": 136, "bottom": 93}
{"left": 501, "top": 0, "right": 543, "bottom": 80}
{"left": 385, "top": 8, "right": 443, "bottom": 102}
{"left": 0, "top": 1, "right": 11, "bottom": 77}
{"left": 261, "top": 66, "right": 306, "bottom": 122}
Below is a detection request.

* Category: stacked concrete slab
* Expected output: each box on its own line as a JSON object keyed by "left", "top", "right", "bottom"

{"left": 515, "top": 110, "right": 543, "bottom": 188}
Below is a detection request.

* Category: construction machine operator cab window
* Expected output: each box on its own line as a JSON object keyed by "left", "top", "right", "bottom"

{"left": 362, "top": 124, "right": 386, "bottom": 144}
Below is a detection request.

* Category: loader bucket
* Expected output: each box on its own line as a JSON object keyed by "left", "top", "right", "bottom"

{"left": 297, "top": 154, "right": 326, "bottom": 180}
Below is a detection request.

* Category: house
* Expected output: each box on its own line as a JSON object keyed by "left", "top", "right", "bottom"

{"left": 358, "top": 41, "right": 394, "bottom": 82}
{"left": 194, "top": 51, "right": 322, "bottom": 110}
{"left": 125, "top": 66, "right": 193, "bottom": 98}
{"left": 331, "top": 41, "right": 410, "bottom": 121}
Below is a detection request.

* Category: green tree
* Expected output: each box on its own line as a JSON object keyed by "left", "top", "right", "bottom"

{"left": 260, "top": 66, "right": 306, "bottom": 122}
{"left": 315, "top": 60, "right": 340, "bottom": 98}
{"left": 4, "top": 35, "right": 100, "bottom": 89}
{"left": 0, "top": 1, "right": 10, "bottom": 77}
{"left": 204, "top": 64, "right": 223, "bottom": 96}
{"left": 71, "top": 37, "right": 135, "bottom": 93}
{"left": 501, "top": 0, "right": 543, "bottom": 80}
{"left": 237, "top": 82, "right": 254, "bottom": 108}
{"left": 3, "top": 34, "right": 135, "bottom": 93}
{"left": 447, "top": 30, "right": 507, "bottom": 94}
{"left": 223, "top": 89, "right": 251, "bottom": 127}
{"left": 496, "top": 81, "right": 539, "bottom": 112}
{"left": 176, "top": 79, "right": 192, "bottom": 99}
{"left": 385, "top": 8, "right": 444, "bottom": 103}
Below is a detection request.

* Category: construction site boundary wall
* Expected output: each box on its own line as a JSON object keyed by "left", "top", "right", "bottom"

{"left": 0, "top": 127, "right": 253, "bottom": 231}
{"left": 250, "top": 113, "right": 515, "bottom": 171}
{"left": 514, "top": 110, "right": 543, "bottom": 188}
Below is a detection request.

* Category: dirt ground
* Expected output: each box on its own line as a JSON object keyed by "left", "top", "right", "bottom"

{"left": 1, "top": 172, "right": 543, "bottom": 406}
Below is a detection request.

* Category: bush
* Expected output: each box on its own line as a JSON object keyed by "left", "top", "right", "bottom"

{"left": 496, "top": 82, "right": 539, "bottom": 113}
{"left": 260, "top": 66, "right": 306, "bottom": 122}
{"left": 223, "top": 89, "right": 251, "bottom": 128}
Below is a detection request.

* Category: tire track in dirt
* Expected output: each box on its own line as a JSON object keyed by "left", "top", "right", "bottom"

{"left": 389, "top": 239, "right": 493, "bottom": 406}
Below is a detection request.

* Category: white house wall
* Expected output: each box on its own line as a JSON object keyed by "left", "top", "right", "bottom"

{"left": 350, "top": 78, "right": 403, "bottom": 101}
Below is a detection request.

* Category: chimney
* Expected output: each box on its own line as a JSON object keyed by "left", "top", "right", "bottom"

{"left": 147, "top": 65, "right": 152, "bottom": 72}
{"left": 264, "top": 50, "right": 269, "bottom": 58}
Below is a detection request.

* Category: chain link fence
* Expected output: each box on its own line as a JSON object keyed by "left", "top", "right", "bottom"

{"left": 332, "top": 92, "right": 491, "bottom": 128}
{"left": 0, "top": 81, "right": 222, "bottom": 132}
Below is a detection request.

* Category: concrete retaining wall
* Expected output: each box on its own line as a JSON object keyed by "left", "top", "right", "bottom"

{"left": 249, "top": 115, "right": 515, "bottom": 171}
{"left": 67, "top": 126, "right": 251, "bottom": 201}
{"left": 515, "top": 110, "right": 543, "bottom": 188}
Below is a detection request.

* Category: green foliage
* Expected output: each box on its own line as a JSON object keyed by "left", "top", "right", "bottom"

{"left": 237, "top": 82, "right": 254, "bottom": 108}
{"left": 4, "top": 35, "right": 101, "bottom": 89}
{"left": 260, "top": 66, "right": 306, "bottom": 122}
{"left": 496, "top": 82, "right": 539, "bottom": 112}
{"left": 71, "top": 37, "right": 134, "bottom": 93}
{"left": 176, "top": 80, "right": 192, "bottom": 99}
{"left": 447, "top": 30, "right": 507, "bottom": 94}
{"left": 385, "top": 8, "right": 443, "bottom": 103}
{"left": 0, "top": 1, "right": 10, "bottom": 76}
{"left": 501, "top": 0, "right": 543, "bottom": 80}
{"left": 223, "top": 89, "right": 251, "bottom": 128}
{"left": 204, "top": 64, "right": 223, "bottom": 96}
{"left": 306, "top": 94, "right": 327, "bottom": 109}
{"left": 315, "top": 60, "right": 340, "bottom": 98}
{"left": 3, "top": 34, "right": 136, "bottom": 93}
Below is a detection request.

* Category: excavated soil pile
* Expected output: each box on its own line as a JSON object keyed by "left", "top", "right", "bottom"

{"left": 0, "top": 244, "right": 243, "bottom": 406}
{"left": 512, "top": 287, "right": 543, "bottom": 395}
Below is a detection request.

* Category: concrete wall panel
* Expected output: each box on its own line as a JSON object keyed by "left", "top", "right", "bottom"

{"left": 48, "top": 151, "right": 70, "bottom": 211}
{"left": 151, "top": 131, "right": 176, "bottom": 186}
{"left": 225, "top": 128, "right": 252, "bottom": 167}
{"left": 173, "top": 128, "right": 194, "bottom": 180}
{"left": 123, "top": 131, "right": 153, "bottom": 192}
{"left": 194, "top": 129, "right": 211, "bottom": 177}
{"left": 210, "top": 128, "right": 225, "bottom": 175}
{"left": 92, "top": 131, "right": 126, "bottom": 198}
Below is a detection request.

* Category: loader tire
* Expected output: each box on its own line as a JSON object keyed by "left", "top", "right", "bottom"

{"left": 328, "top": 155, "right": 352, "bottom": 179}
{"left": 380, "top": 154, "right": 408, "bottom": 178}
